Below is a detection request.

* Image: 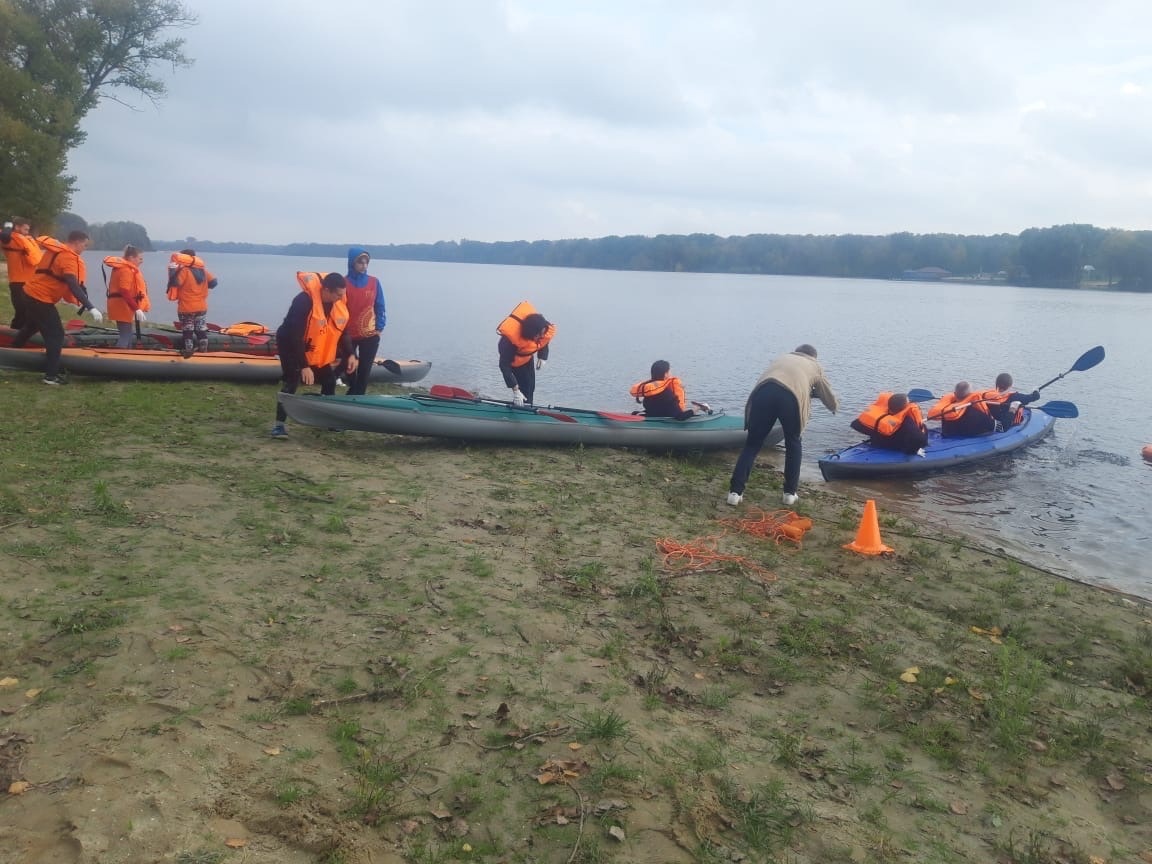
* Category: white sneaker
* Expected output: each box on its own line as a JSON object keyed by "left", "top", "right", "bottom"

{"left": 726, "top": 492, "right": 743, "bottom": 506}
{"left": 781, "top": 492, "right": 799, "bottom": 507}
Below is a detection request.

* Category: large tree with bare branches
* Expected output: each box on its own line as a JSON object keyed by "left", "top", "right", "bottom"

{"left": 0, "top": 0, "right": 196, "bottom": 229}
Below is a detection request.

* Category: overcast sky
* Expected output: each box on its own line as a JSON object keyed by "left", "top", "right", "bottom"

{"left": 66, "top": 0, "right": 1152, "bottom": 245}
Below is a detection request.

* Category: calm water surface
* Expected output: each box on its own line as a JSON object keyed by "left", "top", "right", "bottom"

{"left": 88, "top": 252, "right": 1151, "bottom": 595}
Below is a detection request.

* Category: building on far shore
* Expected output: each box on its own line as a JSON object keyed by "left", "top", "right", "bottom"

{"left": 901, "top": 266, "right": 952, "bottom": 281}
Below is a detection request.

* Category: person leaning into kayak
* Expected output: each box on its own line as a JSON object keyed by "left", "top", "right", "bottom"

{"left": 927, "top": 381, "right": 996, "bottom": 437}
{"left": 270, "top": 272, "right": 357, "bottom": 439}
{"left": 11, "top": 231, "right": 104, "bottom": 385}
{"left": 497, "top": 300, "right": 554, "bottom": 406}
{"left": 630, "top": 360, "right": 709, "bottom": 419}
{"left": 982, "top": 373, "right": 1040, "bottom": 431}
{"left": 167, "top": 249, "right": 218, "bottom": 357}
{"left": 103, "top": 245, "right": 151, "bottom": 348}
{"left": 1, "top": 216, "right": 42, "bottom": 329}
{"left": 850, "top": 392, "right": 928, "bottom": 455}
{"left": 727, "top": 344, "right": 838, "bottom": 507}
{"left": 341, "top": 247, "right": 387, "bottom": 396}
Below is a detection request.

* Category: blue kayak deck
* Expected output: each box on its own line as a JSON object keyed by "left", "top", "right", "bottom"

{"left": 818, "top": 408, "right": 1056, "bottom": 479}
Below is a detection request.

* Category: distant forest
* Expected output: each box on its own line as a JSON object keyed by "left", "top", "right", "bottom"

{"left": 65, "top": 212, "right": 1152, "bottom": 291}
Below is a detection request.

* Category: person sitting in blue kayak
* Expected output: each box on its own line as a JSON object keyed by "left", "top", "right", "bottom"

{"left": 629, "top": 360, "right": 709, "bottom": 420}
{"left": 982, "top": 373, "right": 1040, "bottom": 430}
{"left": 927, "top": 381, "right": 996, "bottom": 437}
{"left": 850, "top": 392, "right": 928, "bottom": 455}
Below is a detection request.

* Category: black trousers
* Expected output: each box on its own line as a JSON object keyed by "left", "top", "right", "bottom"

{"left": 12, "top": 298, "right": 65, "bottom": 378}
{"left": 729, "top": 381, "right": 803, "bottom": 496}
{"left": 511, "top": 362, "right": 536, "bottom": 403}
{"left": 8, "top": 282, "right": 27, "bottom": 329}
{"left": 276, "top": 362, "right": 337, "bottom": 422}
{"left": 346, "top": 335, "right": 380, "bottom": 396}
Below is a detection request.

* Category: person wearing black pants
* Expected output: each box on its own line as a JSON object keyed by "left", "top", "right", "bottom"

{"left": 727, "top": 345, "right": 838, "bottom": 507}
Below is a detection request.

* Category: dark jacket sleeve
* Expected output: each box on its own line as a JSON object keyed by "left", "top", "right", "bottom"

{"left": 66, "top": 275, "right": 96, "bottom": 311}
{"left": 276, "top": 292, "right": 313, "bottom": 372}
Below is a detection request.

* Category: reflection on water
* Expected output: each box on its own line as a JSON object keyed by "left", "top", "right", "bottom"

{"left": 81, "top": 253, "right": 1152, "bottom": 597}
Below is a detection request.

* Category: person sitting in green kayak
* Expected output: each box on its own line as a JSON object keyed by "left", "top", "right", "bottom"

{"left": 982, "top": 373, "right": 1040, "bottom": 431}
{"left": 629, "top": 360, "right": 709, "bottom": 420}
{"left": 850, "top": 392, "right": 928, "bottom": 455}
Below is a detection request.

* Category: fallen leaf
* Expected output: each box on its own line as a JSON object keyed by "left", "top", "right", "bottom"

{"left": 0, "top": 677, "right": 18, "bottom": 688}
{"left": 967, "top": 688, "right": 987, "bottom": 701}
{"left": 24, "top": 689, "right": 42, "bottom": 699}
{"left": 899, "top": 671, "right": 918, "bottom": 683}
{"left": 175, "top": 636, "right": 191, "bottom": 644}
{"left": 1139, "top": 852, "right": 1152, "bottom": 863}
{"left": 430, "top": 808, "right": 452, "bottom": 820}
{"left": 224, "top": 838, "right": 248, "bottom": 849}
{"left": 944, "top": 676, "right": 957, "bottom": 685}
{"left": 1104, "top": 772, "right": 1126, "bottom": 791}
{"left": 168, "top": 624, "right": 184, "bottom": 632}
{"left": 949, "top": 800, "right": 968, "bottom": 815}
{"left": 8, "top": 780, "right": 30, "bottom": 795}
{"left": 263, "top": 747, "right": 281, "bottom": 756}
{"left": 608, "top": 825, "right": 626, "bottom": 842}
{"left": 568, "top": 742, "right": 583, "bottom": 751}
{"left": 902, "top": 666, "right": 920, "bottom": 674}
{"left": 461, "top": 843, "right": 472, "bottom": 853}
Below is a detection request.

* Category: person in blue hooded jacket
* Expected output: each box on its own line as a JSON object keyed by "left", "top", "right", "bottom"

{"left": 340, "top": 247, "right": 387, "bottom": 395}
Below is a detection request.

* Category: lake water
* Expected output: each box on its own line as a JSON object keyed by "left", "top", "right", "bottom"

{"left": 84, "top": 252, "right": 1151, "bottom": 595}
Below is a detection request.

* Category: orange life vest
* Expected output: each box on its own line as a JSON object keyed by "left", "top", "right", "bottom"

{"left": 102, "top": 256, "right": 151, "bottom": 322}
{"left": 23, "top": 237, "right": 83, "bottom": 306}
{"left": 927, "top": 392, "right": 990, "bottom": 421}
{"left": 854, "top": 392, "right": 924, "bottom": 438}
{"left": 297, "top": 272, "right": 349, "bottom": 367}
{"left": 167, "top": 252, "right": 215, "bottom": 314}
{"left": 980, "top": 388, "right": 1025, "bottom": 426}
{"left": 497, "top": 300, "right": 555, "bottom": 367}
{"left": 344, "top": 275, "right": 380, "bottom": 340}
{"left": 220, "top": 322, "right": 269, "bottom": 336}
{"left": 1, "top": 230, "right": 43, "bottom": 283}
{"left": 630, "top": 377, "right": 688, "bottom": 413}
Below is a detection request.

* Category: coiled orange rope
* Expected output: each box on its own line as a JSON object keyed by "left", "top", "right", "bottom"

{"left": 655, "top": 509, "right": 813, "bottom": 581}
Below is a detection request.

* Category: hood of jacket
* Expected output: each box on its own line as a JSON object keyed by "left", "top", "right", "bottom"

{"left": 346, "top": 246, "right": 371, "bottom": 287}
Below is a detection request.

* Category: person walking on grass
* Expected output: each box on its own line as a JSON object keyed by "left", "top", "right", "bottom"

{"left": 726, "top": 344, "right": 838, "bottom": 507}
{"left": 11, "top": 231, "right": 103, "bottom": 385}
{"left": 270, "top": 272, "right": 357, "bottom": 439}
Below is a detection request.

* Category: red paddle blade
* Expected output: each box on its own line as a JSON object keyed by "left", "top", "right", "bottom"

{"left": 597, "top": 412, "right": 644, "bottom": 422}
{"left": 429, "top": 384, "right": 476, "bottom": 399}
{"left": 65, "top": 319, "right": 88, "bottom": 330}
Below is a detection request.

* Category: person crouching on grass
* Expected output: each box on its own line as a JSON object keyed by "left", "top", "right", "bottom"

{"left": 270, "top": 272, "right": 357, "bottom": 439}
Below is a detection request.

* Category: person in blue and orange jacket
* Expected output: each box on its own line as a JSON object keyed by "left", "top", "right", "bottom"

{"left": 497, "top": 300, "right": 554, "bottom": 405}
{"left": 981, "top": 373, "right": 1040, "bottom": 430}
{"left": 928, "top": 381, "right": 996, "bottom": 437}
{"left": 1, "top": 216, "right": 42, "bottom": 329}
{"left": 850, "top": 392, "right": 928, "bottom": 455}
{"left": 630, "top": 360, "right": 709, "bottom": 420}
{"left": 11, "top": 231, "right": 103, "bottom": 384}
{"left": 341, "top": 246, "right": 387, "bottom": 395}
{"left": 270, "top": 272, "right": 357, "bottom": 439}
{"left": 103, "top": 245, "right": 151, "bottom": 348}
{"left": 167, "top": 249, "right": 218, "bottom": 357}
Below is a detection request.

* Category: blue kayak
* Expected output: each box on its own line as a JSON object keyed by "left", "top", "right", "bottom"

{"left": 818, "top": 408, "right": 1056, "bottom": 480}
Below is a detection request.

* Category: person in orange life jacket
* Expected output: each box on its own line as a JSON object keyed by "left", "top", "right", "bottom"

{"left": 270, "top": 272, "right": 357, "bottom": 439}
{"left": 1, "top": 216, "right": 42, "bottom": 329}
{"left": 928, "top": 381, "right": 996, "bottom": 437}
{"left": 727, "top": 344, "right": 838, "bottom": 507}
{"left": 340, "top": 247, "right": 387, "bottom": 395}
{"left": 983, "top": 372, "right": 1040, "bottom": 430}
{"left": 11, "top": 231, "right": 103, "bottom": 385}
{"left": 103, "top": 245, "right": 151, "bottom": 348}
{"left": 850, "top": 392, "right": 928, "bottom": 455}
{"left": 167, "top": 248, "right": 218, "bottom": 357}
{"left": 630, "top": 360, "right": 706, "bottom": 420}
{"left": 497, "top": 302, "right": 555, "bottom": 405}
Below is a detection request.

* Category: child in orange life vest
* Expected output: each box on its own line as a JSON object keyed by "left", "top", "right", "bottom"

{"left": 103, "top": 245, "right": 151, "bottom": 348}
{"left": 850, "top": 392, "right": 928, "bottom": 455}
{"left": 167, "top": 248, "right": 218, "bottom": 357}
{"left": 497, "top": 301, "right": 555, "bottom": 405}
{"left": 928, "top": 381, "right": 996, "bottom": 437}
{"left": 983, "top": 373, "right": 1040, "bottom": 431}
{"left": 630, "top": 360, "right": 708, "bottom": 420}
{"left": 270, "top": 272, "right": 357, "bottom": 439}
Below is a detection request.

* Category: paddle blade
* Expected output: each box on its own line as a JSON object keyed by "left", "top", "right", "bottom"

{"left": 1035, "top": 400, "right": 1078, "bottom": 418}
{"left": 907, "top": 388, "right": 936, "bottom": 403}
{"left": 380, "top": 359, "right": 403, "bottom": 375}
{"left": 429, "top": 384, "right": 476, "bottom": 400}
{"left": 1071, "top": 345, "right": 1105, "bottom": 372}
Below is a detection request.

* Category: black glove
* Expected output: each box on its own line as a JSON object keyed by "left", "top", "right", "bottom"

{"left": 1026, "top": 390, "right": 1040, "bottom": 402}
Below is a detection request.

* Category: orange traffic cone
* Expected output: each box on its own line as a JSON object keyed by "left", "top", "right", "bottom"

{"left": 844, "top": 499, "right": 893, "bottom": 556}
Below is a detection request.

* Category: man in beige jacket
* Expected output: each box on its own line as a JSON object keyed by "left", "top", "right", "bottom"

{"left": 727, "top": 344, "right": 838, "bottom": 507}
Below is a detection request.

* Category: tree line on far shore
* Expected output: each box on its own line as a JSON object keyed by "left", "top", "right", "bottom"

{"left": 145, "top": 223, "right": 1150, "bottom": 291}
